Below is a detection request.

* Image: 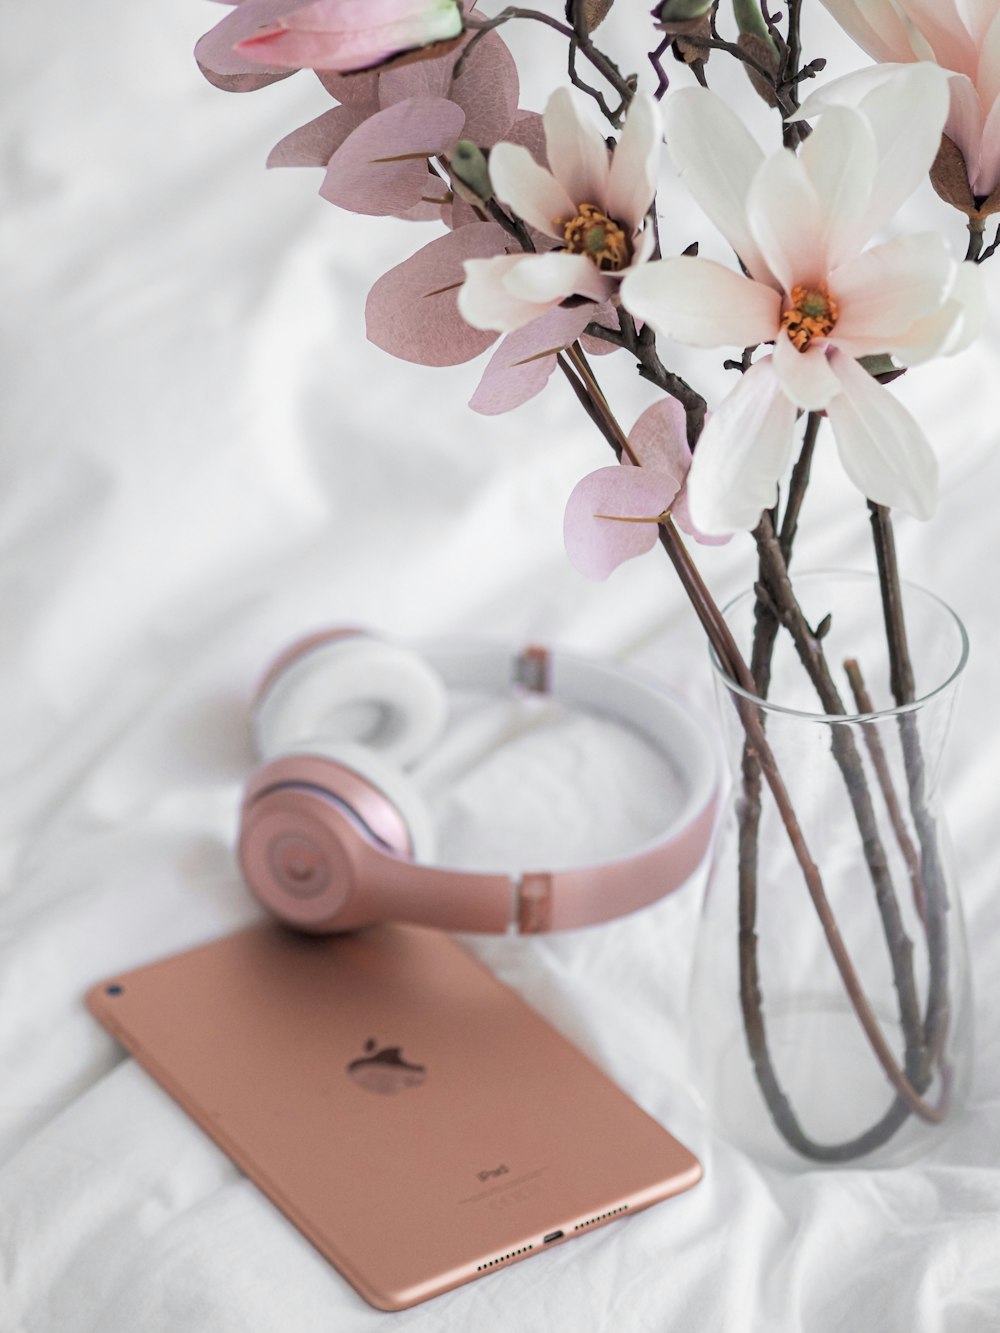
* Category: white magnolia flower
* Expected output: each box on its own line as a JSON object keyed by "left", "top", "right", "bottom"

{"left": 621, "top": 65, "right": 985, "bottom": 535}
{"left": 459, "top": 88, "right": 661, "bottom": 333}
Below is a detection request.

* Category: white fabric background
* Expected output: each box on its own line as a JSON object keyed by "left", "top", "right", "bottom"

{"left": 3, "top": 3, "right": 1000, "bottom": 1330}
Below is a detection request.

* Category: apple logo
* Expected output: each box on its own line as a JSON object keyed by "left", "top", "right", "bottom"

{"left": 347, "top": 1037, "right": 427, "bottom": 1095}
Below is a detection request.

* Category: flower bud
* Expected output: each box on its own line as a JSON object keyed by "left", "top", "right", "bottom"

{"left": 450, "top": 140, "right": 493, "bottom": 205}
{"left": 653, "top": 0, "right": 714, "bottom": 20}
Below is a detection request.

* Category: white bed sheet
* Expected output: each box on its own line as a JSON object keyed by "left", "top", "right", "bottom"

{"left": 3, "top": 4, "right": 1000, "bottom": 1330}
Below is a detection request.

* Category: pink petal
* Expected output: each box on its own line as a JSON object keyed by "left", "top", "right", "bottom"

{"left": 380, "top": 31, "right": 519, "bottom": 148}
{"left": 973, "top": 88, "right": 1000, "bottom": 195}
{"left": 798, "top": 105, "right": 877, "bottom": 270}
{"left": 267, "top": 103, "right": 368, "bottom": 167}
{"left": 606, "top": 92, "right": 662, "bottom": 233}
{"left": 320, "top": 96, "right": 464, "bottom": 216}
{"left": 366, "top": 222, "right": 507, "bottom": 366}
{"left": 195, "top": 0, "right": 298, "bottom": 87}
{"left": 627, "top": 397, "right": 691, "bottom": 478}
{"left": 564, "top": 466, "right": 676, "bottom": 580}
{"left": 578, "top": 301, "right": 619, "bottom": 356}
{"left": 818, "top": 0, "right": 917, "bottom": 62}
{"left": 899, "top": 0, "right": 977, "bottom": 73}
{"left": 543, "top": 88, "right": 611, "bottom": 213}
{"left": 316, "top": 68, "right": 381, "bottom": 107}
{"left": 236, "top": 0, "right": 463, "bottom": 72}
{"left": 469, "top": 304, "right": 593, "bottom": 415}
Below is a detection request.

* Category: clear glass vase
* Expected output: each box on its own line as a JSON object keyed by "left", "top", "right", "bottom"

{"left": 687, "top": 571, "right": 973, "bottom": 1169}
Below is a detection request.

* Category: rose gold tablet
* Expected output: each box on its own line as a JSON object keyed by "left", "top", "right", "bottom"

{"left": 85, "top": 923, "right": 701, "bottom": 1311}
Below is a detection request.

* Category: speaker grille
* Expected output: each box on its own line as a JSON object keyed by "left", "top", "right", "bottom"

{"left": 573, "top": 1202, "right": 629, "bottom": 1231}
{"left": 477, "top": 1243, "right": 534, "bottom": 1272}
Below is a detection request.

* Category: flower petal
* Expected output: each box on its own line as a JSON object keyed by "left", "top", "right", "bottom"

{"left": 898, "top": 0, "right": 976, "bottom": 73}
{"left": 622, "top": 256, "right": 781, "bottom": 349}
{"left": 746, "top": 149, "right": 825, "bottom": 292}
{"left": 818, "top": 0, "right": 919, "bottom": 61}
{"left": 319, "top": 96, "right": 464, "bottom": 216}
{"left": 826, "top": 348, "right": 938, "bottom": 519}
{"left": 685, "top": 359, "right": 798, "bottom": 535}
{"left": 543, "top": 87, "right": 611, "bottom": 214}
{"left": 890, "top": 258, "right": 987, "bottom": 364}
{"left": 830, "top": 232, "right": 956, "bottom": 350}
{"left": 662, "top": 87, "right": 772, "bottom": 284}
{"left": 798, "top": 105, "right": 878, "bottom": 269}
{"left": 502, "top": 252, "right": 611, "bottom": 305}
{"left": 972, "top": 85, "right": 1000, "bottom": 195}
{"left": 771, "top": 335, "right": 841, "bottom": 410}
{"left": 796, "top": 64, "right": 952, "bottom": 243}
{"left": 366, "top": 222, "right": 507, "bottom": 365}
{"left": 469, "top": 304, "right": 593, "bottom": 416}
{"left": 564, "top": 466, "right": 675, "bottom": 580}
{"left": 487, "top": 142, "right": 573, "bottom": 240}
{"left": 606, "top": 92, "right": 662, "bottom": 233}
{"left": 458, "top": 255, "right": 549, "bottom": 333}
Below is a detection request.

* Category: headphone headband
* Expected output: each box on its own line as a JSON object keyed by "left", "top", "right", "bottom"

{"left": 241, "top": 634, "right": 718, "bottom": 934}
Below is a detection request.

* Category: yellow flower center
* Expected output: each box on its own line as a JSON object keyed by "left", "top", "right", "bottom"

{"left": 561, "top": 203, "right": 631, "bottom": 272}
{"left": 781, "top": 284, "right": 839, "bottom": 351}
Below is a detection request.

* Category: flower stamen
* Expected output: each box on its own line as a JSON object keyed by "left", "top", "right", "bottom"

{"left": 781, "top": 284, "right": 839, "bottom": 352}
{"left": 561, "top": 203, "right": 631, "bottom": 272}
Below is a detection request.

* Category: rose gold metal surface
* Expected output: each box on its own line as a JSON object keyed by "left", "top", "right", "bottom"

{"left": 86, "top": 924, "right": 702, "bottom": 1311}
{"left": 252, "top": 626, "right": 366, "bottom": 711}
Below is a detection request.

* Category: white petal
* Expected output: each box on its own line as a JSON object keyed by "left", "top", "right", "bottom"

{"left": 771, "top": 334, "right": 841, "bottom": 410}
{"left": 542, "top": 87, "right": 610, "bottom": 213}
{"left": 503, "top": 251, "right": 611, "bottom": 304}
{"left": 459, "top": 255, "right": 552, "bottom": 333}
{"left": 817, "top": 0, "right": 919, "bottom": 62}
{"left": 890, "top": 259, "right": 987, "bottom": 364}
{"left": 799, "top": 105, "right": 878, "bottom": 269}
{"left": 487, "top": 142, "right": 572, "bottom": 239}
{"left": 831, "top": 233, "right": 955, "bottom": 350}
{"left": 662, "top": 87, "right": 773, "bottom": 285}
{"left": 826, "top": 348, "right": 939, "bottom": 519}
{"left": 746, "top": 149, "right": 826, "bottom": 292}
{"left": 621, "top": 256, "right": 781, "bottom": 349}
{"left": 685, "top": 360, "right": 798, "bottom": 535}
{"left": 606, "top": 92, "right": 662, "bottom": 232}
{"left": 797, "top": 64, "right": 952, "bottom": 243}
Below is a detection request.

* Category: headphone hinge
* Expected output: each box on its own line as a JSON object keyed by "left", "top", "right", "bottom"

{"left": 517, "top": 872, "right": 553, "bottom": 933}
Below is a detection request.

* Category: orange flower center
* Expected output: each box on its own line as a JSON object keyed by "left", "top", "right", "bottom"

{"left": 781, "top": 284, "right": 839, "bottom": 351}
{"left": 561, "top": 203, "right": 631, "bottom": 272}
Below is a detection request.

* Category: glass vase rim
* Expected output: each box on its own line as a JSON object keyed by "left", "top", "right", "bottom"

{"left": 708, "top": 567, "right": 969, "bottom": 725}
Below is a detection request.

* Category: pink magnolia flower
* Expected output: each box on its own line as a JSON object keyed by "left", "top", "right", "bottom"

{"left": 621, "top": 68, "right": 985, "bottom": 535}
{"left": 820, "top": 0, "right": 1000, "bottom": 205}
{"left": 563, "top": 398, "right": 728, "bottom": 581}
{"left": 459, "top": 88, "right": 662, "bottom": 334}
{"left": 200, "top": 0, "right": 463, "bottom": 86}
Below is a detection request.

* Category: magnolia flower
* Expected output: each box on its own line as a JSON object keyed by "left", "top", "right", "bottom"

{"left": 564, "top": 398, "right": 728, "bottom": 580}
{"left": 234, "top": 0, "right": 464, "bottom": 74}
{"left": 621, "top": 69, "right": 985, "bottom": 535}
{"left": 459, "top": 88, "right": 662, "bottom": 334}
{"left": 820, "top": 0, "right": 1000, "bottom": 208}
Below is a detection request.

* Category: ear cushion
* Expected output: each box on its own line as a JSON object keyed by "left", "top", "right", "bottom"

{"left": 253, "top": 634, "right": 449, "bottom": 770}
{"left": 285, "top": 740, "right": 438, "bottom": 864}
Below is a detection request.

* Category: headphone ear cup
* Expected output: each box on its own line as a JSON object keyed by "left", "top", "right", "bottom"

{"left": 288, "top": 740, "right": 437, "bottom": 864}
{"left": 253, "top": 634, "right": 448, "bottom": 769}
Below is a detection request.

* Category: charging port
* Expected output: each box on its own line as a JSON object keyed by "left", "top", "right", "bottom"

{"left": 543, "top": 1231, "right": 564, "bottom": 1244}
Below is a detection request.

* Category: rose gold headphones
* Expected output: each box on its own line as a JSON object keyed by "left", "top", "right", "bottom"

{"left": 238, "top": 628, "right": 717, "bottom": 934}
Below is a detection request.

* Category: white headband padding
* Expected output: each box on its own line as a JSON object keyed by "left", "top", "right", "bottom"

{"left": 253, "top": 637, "right": 449, "bottom": 769}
